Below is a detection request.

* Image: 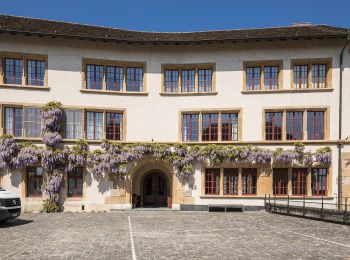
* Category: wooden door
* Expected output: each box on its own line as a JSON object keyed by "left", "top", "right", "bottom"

{"left": 143, "top": 173, "right": 167, "bottom": 206}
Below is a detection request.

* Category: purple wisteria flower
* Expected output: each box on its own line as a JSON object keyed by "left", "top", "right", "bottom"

{"left": 14, "top": 144, "right": 42, "bottom": 168}
{"left": 315, "top": 147, "right": 332, "bottom": 165}
{"left": 252, "top": 148, "right": 273, "bottom": 165}
{"left": 0, "top": 135, "right": 19, "bottom": 169}
{"left": 274, "top": 148, "right": 297, "bottom": 165}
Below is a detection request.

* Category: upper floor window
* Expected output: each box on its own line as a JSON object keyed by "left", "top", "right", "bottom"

{"left": 0, "top": 54, "right": 47, "bottom": 87}
{"left": 4, "top": 107, "right": 22, "bottom": 137}
{"left": 265, "top": 112, "right": 282, "bottom": 141}
{"left": 244, "top": 61, "right": 281, "bottom": 91}
{"left": 182, "top": 110, "right": 240, "bottom": 142}
{"left": 27, "top": 166, "right": 43, "bottom": 197}
{"left": 312, "top": 168, "right": 327, "bottom": 196}
{"left": 307, "top": 111, "right": 324, "bottom": 140}
{"left": 64, "top": 109, "right": 83, "bottom": 140}
{"left": 5, "top": 58, "right": 23, "bottom": 85}
{"left": 264, "top": 108, "right": 327, "bottom": 141}
{"left": 86, "top": 64, "right": 103, "bottom": 90}
{"left": 106, "top": 112, "right": 123, "bottom": 141}
{"left": 162, "top": 64, "right": 215, "bottom": 94}
{"left": 83, "top": 59, "right": 145, "bottom": 93}
{"left": 292, "top": 59, "right": 331, "bottom": 89}
{"left": 24, "top": 107, "right": 42, "bottom": 138}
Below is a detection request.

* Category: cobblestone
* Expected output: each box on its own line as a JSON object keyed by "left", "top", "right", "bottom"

{"left": 1, "top": 211, "right": 350, "bottom": 259}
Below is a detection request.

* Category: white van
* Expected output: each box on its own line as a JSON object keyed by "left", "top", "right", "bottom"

{"left": 0, "top": 187, "right": 21, "bottom": 223}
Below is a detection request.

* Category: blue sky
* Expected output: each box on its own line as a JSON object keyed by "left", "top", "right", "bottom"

{"left": 0, "top": 0, "right": 349, "bottom": 32}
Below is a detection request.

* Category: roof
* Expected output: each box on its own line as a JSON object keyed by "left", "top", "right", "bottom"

{"left": 0, "top": 14, "right": 349, "bottom": 43}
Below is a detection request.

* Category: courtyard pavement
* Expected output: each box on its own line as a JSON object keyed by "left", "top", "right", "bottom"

{"left": 1, "top": 210, "right": 350, "bottom": 259}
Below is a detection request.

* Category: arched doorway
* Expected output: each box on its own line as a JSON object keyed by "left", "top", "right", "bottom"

{"left": 142, "top": 172, "right": 167, "bottom": 207}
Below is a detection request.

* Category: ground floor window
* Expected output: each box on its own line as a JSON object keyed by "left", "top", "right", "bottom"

{"left": 273, "top": 168, "right": 288, "bottom": 195}
{"left": 312, "top": 168, "right": 327, "bottom": 196}
{"left": 205, "top": 168, "right": 220, "bottom": 195}
{"left": 68, "top": 168, "right": 83, "bottom": 197}
{"left": 292, "top": 168, "right": 307, "bottom": 195}
{"left": 223, "top": 168, "right": 238, "bottom": 195}
{"left": 242, "top": 168, "right": 257, "bottom": 195}
{"left": 27, "top": 166, "right": 43, "bottom": 197}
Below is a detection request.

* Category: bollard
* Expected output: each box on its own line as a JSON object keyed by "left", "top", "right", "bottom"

{"left": 321, "top": 196, "right": 324, "bottom": 220}
{"left": 303, "top": 196, "right": 306, "bottom": 216}
{"left": 287, "top": 195, "right": 290, "bottom": 214}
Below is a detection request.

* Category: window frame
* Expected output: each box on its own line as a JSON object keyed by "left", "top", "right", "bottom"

{"left": 180, "top": 109, "right": 241, "bottom": 143}
{"left": 63, "top": 109, "right": 83, "bottom": 140}
{"left": 68, "top": 167, "right": 84, "bottom": 198}
{"left": 223, "top": 168, "right": 239, "bottom": 195}
{"left": 0, "top": 52, "right": 48, "bottom": 88}
{"left": 273, "top": 168, "right": 288, "bottom": 195}
{"left": 291, "top": 58, "right": 332, "bottom": 89}
{"left": 205, "top": 168, "right": 220, "bottom": 195}
{"left": 82, "top": 59, "right": 146, "bottom": 93}
{"left": 241, "top": 168, "right": 257, "bottom": 195}
{"left": 161, "top": 64, "right": 216, "bottom": 94}
{"left": 243, "top": 61, "right": 282, "bottom": 91}
{"left": 26, "top": 166, "right": 43, "bottom": 197}
{"left": 292, "top": 168, "right": 307, "bottom": 196}
{"left": 3, "top": 106, "right": 23, "bottom": 137}
{"left": 311, "top": 168, "right": 328, "bottom": 196}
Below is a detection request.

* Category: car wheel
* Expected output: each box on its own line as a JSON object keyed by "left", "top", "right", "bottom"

{"left": 0, "top": 220, "right": 7, "bottom": 223}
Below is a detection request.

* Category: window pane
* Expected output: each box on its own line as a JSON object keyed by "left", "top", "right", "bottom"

{"left": 4, "top": 107, "right": 23, "bottom": 137}
{"left": 292, "top": 168, "right": 307, "bottom": 195}
{"left": 265, "top": 112, "right": 282, "bottom": 140}
{"left": 86, "top": 64, "right": 103, "bottom": 90}
{"left": 246, "top": 67, "right": 260, "bottom": 90}
{"left": 126, "top": 67, "right": 143, "bottom": 92}
{"left": 293, "top": 65, "right": 308, "bottom": 89}
{"left": 307, "top": 111, "right": 324, "bottom": 140}
{"left": 64, "top": 110, "right": 83, "bottom": 139}
{"left": 24, "top": 108, "right": 42, "bottom": 137}
{"left": 181, "top": 70, "right": 195, "bottom": 92}
{"left": 27, "top": 60, "right": 45, "bottom": 86}
{"left": 312, "top": 168, "right": 327, "bottom": 195}
{"left": 221, "top": 113, "right": 238, "bottom": 141}
{"left": 5, "top": 58, "right": 23, "bottom": 85}
{"left": 198, "top": 69, "right": 212, "bottom": 92}
{"left": 286, "top": 111, "right": 303, "bottom": 140}
{"left": 242, "top": 168, "right": 257, "bottom": 195}
{"left": 27, "top": 166, "right": 43, "bottom": 197}
{"left": 223, "top": 168, "right": 238, "bottom": 195}
{"left": 86, "top": 112, "right": 103, "bottom": 140}
{"left": 202, "top": 113, "right": 218, "bottom": 141}
{"left": 312, "top": 64, "right": 327, "bottom": 88}
{"left": 164, "top": 70, "right": 179, "bottom": 93}
{"left": 205, "top": 168, "right": 220, "bottom": 194}
{"left": 182, "top": 114, "right": 199, "bottom": 142}
{"left": 106, "top": 66, "right": 123, "bottom": 91}
{"left": 106, "top": 112, "right": 123, "bottom": 141}
{"left": 263, "top": 66, "right": 278, "bottom": 90}
{"left": 273, "top": 168, "right": 288, "bottom": 195}
{"left": 68, "top": 167, "right": 83, "bottom": 197}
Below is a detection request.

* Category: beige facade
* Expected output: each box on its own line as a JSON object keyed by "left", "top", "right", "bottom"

{"left": 0, "top": 17, "right": 350, "bottom": 212}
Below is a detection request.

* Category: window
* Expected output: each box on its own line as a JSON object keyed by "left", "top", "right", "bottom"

{"left": 307, "top": 111, "right": 324, "bottom": 140}
{"left": 106, "top": 112, "right": 123, "bottom": 141}
{"left": 27, "top": 60, "right": 45, "bottom": 86}
{"left": 264, "top": 66, "right": 278, "bottom": 90}
{"left": 181, "top": 69, "right": 195, "bottom": 92}
{"left": 312, "top": 168, "right": 327, "bottom": 195}
{"left": 312, "top": 64, "right": 327, "bottom": 89}
{"left": 126, "top": 67, "right": 143, "bottom": 92}
{"left": 24, "top": 107, "right": 42, "bottom": 137}
{"left": 182, "top": 114, "right": 199, "bottom": 142}
{"left": 4, "top": 107, "right": 22, "bottom": 136}
{"left": 292, "top": 168, "right": 307, "bottom": 195}
{"left": 221, "top": 113, "right": 238, "bottom": 141}
{"left": 223, "top": 168, "right": 238, "bottom": 195}
{"left": 86, "top": 112, "right": 103, "bottom": 140}
{"left": 27, "top": 166, "right": 43, "bottom": 197}
{"left": 286, "top": 111, "right": 303, "bottom": 140}
{"left": 106, "top": 66, "right": 123, "bottom": 91}
{"left": 242, "top": 168, "right": 257, "bottom": 195}
{"left": 273, "top": 168, "right": 288, "bottom": 195}
{"left": 198, "top": 69, "right": 212, "bottom": 92}
{"left": 86, "top": 64, "right": 103, "bottom": 90}
{"left": 246, "top": 67, "right": 261, "bottom": 90}
{"left": 293, "top": 65, "right": 308, "bottom": 89}
{"left": 202, "top": 113, "right": 218, "bottom": 141}
{"left": 68, "top": 167, "right": 83, "bottom": 197}
{"left": 205, "top": 168, "right": 220, "bottom": 195}
{"left": 4, "top": 58, "right": 23, "bottom": 85}
{"left": 64, "top": 110, "right": 83, "bottom": 139}
{"left": 265, "top": 112, "right": 282, "bottom": 140}
{"left": 164, "top": 70, "right": 179, "bottom": 93}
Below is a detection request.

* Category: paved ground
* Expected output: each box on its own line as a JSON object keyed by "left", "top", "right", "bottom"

{"left": 1, "top": 211, "right": 350, "bottom": 260}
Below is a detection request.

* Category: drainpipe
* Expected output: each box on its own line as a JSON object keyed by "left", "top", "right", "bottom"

{"left": 338, "top": 32, "right": 350, "bottom": 209}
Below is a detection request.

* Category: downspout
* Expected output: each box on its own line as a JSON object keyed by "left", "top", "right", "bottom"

{"left": 338, "top": 32, "right": 350, "bottom": 209}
